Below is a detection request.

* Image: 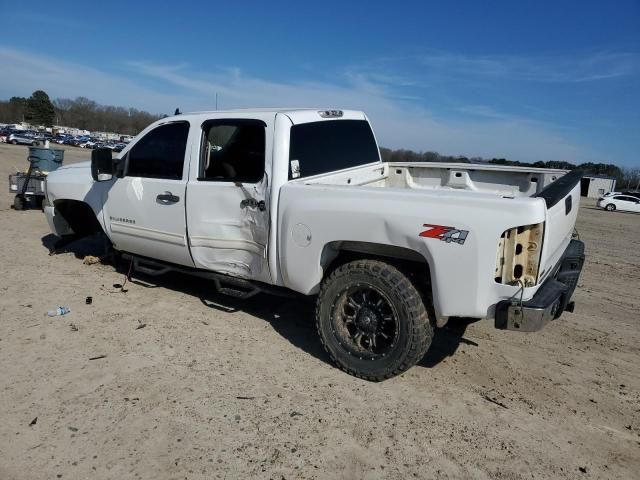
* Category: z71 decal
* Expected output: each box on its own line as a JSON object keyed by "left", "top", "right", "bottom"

{"left": 419, "top": 224, "right": 469, "bottom": 245}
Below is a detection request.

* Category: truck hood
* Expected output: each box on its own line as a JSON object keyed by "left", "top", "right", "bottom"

{"left": 57, "top": 160, "right": 91, "bottom": 170}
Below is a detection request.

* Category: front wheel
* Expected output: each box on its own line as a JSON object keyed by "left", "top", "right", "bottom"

{"left": 605, "top": 203, "right": 616, "bottom": 211}
{"left": 316, "top": 259, "right": 433, "bottom": 381}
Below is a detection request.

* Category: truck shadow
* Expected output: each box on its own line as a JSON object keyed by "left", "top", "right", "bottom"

{"left": 41, "top": 233, "right": 479, "bottom": 373}
{"left": 419, "top": 318, "right": 479, "bottom": 368}
{"left": 128, "top": 268, "right": 481, "bottom": 372}
{"left": 41, "top": 233, "right": 111, "bottom": 258}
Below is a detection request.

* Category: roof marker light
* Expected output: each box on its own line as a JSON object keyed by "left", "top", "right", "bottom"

{"left": 318, "top": 110, "right": 343, "bottom": 118}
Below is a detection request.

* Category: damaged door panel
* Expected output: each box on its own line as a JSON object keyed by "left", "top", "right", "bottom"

{"left": 185, "top": 116, "right": 272, "bottom": 283}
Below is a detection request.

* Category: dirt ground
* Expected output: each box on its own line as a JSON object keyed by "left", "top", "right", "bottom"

{"left": 0, "top": 142, "right": 638, "bottom": 480}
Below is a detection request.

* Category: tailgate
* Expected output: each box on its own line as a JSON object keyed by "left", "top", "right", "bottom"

{"left": 534, "top": 170, "right": 583, "bottom": 281}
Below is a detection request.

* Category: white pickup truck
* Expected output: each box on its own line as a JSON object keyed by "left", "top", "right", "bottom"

{"left": 43, "top": 108, "right": 585, "bottom": 380}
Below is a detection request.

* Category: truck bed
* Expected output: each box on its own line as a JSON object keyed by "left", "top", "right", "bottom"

{"left": 282, "top": 160, "right": 580, "bottom": 319}
{"left": 299, "top": 161, "right": 567, "bottom": 198}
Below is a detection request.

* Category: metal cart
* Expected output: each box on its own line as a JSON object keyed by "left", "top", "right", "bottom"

{"left": 9, "top": 146, "right": 64, "bottom": 210}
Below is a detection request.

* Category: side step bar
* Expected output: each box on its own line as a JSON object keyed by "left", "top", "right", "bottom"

{"left": 121, "top": 253, "right": 265, "bottom": 300}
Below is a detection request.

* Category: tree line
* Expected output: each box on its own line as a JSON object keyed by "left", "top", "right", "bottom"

{"left": 1, "top": 91, "right": 637, "bottom": 188}
{"left": 0, "top": 91, "right": 163, "bottom": 136}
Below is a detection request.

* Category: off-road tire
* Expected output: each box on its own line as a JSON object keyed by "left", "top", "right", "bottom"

{"left": 316, "top": 259, "right": 433, "bottom": 381}
{"left": 605, "top": 203, "right": 616, "bottom": 211}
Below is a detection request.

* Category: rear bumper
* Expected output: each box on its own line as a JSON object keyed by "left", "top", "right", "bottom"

{"left": 495, "top": 239, "right": 585, "bottom": 332}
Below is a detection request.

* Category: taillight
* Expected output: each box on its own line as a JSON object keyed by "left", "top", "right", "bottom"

{"left": 494, "top": 223, "right": 544, "bottom": 287}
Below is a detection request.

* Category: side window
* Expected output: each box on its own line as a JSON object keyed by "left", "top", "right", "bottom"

{"left": 200, "top": 120, "right": 265, "bottom": 183}
{"left": 127, "top": 122, "right": 190, "bottom": 179}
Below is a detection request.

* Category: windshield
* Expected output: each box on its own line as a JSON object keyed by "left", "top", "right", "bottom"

{"left": 288, "top": 120, "right": 380, "bottom": 179}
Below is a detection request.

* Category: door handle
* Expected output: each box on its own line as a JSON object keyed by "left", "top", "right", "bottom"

{"left": 156, "top": 191, "right": 180, "bottom": 204}
{"left": 240, "top": 198, "right": 266, "bottom": 211}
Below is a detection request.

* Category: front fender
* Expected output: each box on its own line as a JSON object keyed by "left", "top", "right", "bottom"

{"left": 45, "top": 162, "right": 110, "bottom": 235}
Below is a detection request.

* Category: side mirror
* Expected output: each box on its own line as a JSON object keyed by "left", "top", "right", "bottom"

{"left": 91, "top": 148, "right": 114, "bottom": 181}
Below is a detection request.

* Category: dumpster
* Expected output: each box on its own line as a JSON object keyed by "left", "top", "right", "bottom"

{"left": 27, "top": 146, "right": 64, "bottom": 172}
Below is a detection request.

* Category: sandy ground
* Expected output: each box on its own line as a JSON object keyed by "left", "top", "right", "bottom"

{"left": 0, "top": 142, "right": 638, "bottom": 480}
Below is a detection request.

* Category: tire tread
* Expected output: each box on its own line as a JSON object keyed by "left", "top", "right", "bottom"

{"left": 316, "top": 259, "right": 433, "bottom": 381}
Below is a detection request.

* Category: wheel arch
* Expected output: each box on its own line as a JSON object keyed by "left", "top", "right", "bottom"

{"left": 52, "top": 199, "right": 105, "bottom": 237}
{"left": 318, "top": 240, "right": 435, "bottom": 300}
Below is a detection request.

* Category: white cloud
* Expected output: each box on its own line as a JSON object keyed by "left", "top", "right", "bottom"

{"left": 0, "top": 47, "right": 193, "bottom": 113}
{"left": 0, "top": 46, "right": 597, "bottom": 162}
{"left": 417, "top": 51, "right": 639, "bottom": 83}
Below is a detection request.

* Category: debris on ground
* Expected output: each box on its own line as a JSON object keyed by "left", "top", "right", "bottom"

{"left": 89, "top": 354, "right": 107, "bottom": 361}
{"left": 85, "top": 296, "right": 92, "bottom": 305}
{"left": 29, "top": 417, "right": 37, "bottom": 426}
{"left": 47, "top": 306, "right": 70, "bottom": 317}
{"left": 482, "top": 394, "right": 509, "bottom": 409}
{"left": 136, "top": 323, "right": 146, "bottom": 330}
{"left": 69, "top": 323, "right": 79, "bottom": 332}
{"left": 82, "top": 255, "right": 101, "bottom": 265}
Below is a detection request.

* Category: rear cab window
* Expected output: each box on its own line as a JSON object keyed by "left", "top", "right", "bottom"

{"left": 288, "top": 120, "right": 380, "bottom": 180}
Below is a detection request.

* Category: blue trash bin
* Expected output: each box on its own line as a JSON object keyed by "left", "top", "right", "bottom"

{"left": 27, "top": 147, "right": 64, "bottom": 172}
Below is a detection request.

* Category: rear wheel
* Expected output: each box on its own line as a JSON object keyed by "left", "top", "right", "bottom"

{"left": 11, "top": 140, "right": 17, "bottom": 145}
{"left": 316, "top": 259, "right": 433, "bottom": 381}
{"left": 605, "top": 203, "right": 616, "bottom": 211}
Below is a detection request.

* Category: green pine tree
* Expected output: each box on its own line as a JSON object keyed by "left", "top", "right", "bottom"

{"left": 26, "top": 90, "right": 55, "bottom": 126}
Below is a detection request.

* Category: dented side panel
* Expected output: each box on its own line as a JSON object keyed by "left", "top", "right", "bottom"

{"left": 277, "top": 183, "right": 548, "bottom": 319}
{"left": 185, "top": 112, "right": 275, "bottom": 283}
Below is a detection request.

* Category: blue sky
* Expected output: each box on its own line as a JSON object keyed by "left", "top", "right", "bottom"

{"left": 1, "top": 0, "right": 638, "bottom": 167}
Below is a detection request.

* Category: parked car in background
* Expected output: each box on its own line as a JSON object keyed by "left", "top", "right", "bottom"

{"left": 597, "top": 195, "right": 640, "bottom": 213}
{"left": 603, "top": 191, "right": 640, "bottom": 199}
{"left": 620, "top": 191, "right": 640, "bottom": 199}
{"left": 7, "top": 132, "right": 40, "bottom": 146}
{"left": 0, "top": 128, "right": 11, "bottom": 142}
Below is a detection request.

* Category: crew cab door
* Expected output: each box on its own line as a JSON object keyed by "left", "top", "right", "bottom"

{"left": 185, "top": 117, "right": 272, "bottom": 282}
{"left": 104, "top": 121, "right": 194, "bottom": 267}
